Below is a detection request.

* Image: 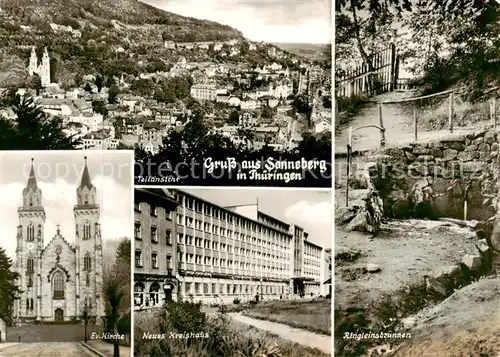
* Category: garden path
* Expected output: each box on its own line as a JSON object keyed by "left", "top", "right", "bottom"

{"left": 229, "top": 312, "right": 331, "bottom": 355}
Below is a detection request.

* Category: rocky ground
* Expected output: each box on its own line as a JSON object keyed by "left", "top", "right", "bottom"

{"left": 388, "top": 276, "right": 500, "bottom": 357}
{"left": 335, "top": 186, "right": 499, "bottom": 357}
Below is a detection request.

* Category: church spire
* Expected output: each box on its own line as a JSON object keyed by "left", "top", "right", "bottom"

{"left": 26, "top": 158, "right": 38, "bottom": 190}
{"left": 79, "top": 156, "right": 93, "bottom": 189}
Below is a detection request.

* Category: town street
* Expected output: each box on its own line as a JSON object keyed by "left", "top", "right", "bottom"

{"left": 0, "top": 342, "right": 99, "bottom": 356}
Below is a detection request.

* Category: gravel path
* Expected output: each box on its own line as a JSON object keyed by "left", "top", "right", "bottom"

{"left": 229, "top": 312, "right": 331, "bottom": 355}
{"left": 335, "top": 91, "right": 484, "bottom": 154}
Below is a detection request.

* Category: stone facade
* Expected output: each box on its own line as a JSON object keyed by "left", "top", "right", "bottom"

{"left": 13, "top": 158, "right": 104, "bottom": 323}
{"left": 352, "top": 128, "right": 500, "bottom": 251}
{"left": 369, "top": 130, "right": 500, "bottom": 222}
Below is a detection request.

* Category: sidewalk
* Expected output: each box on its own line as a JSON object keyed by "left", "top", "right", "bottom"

{"left": 83, "top": 340, "right": 131, "bottom": 357}
{"left": 0, "top": 343, "right": 18, "bottom": 351}
{"left": 229, "top": 312, "right": 331, "bottom": 355}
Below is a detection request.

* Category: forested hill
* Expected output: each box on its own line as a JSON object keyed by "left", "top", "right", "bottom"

{"left": 0, "top": 0, "right": 244, "bottom": 41}
{"left": 0, "top": 0, "right": 248, "bottom": 88}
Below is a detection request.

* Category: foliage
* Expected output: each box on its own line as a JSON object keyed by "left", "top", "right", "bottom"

{"left": 103, "top": 237, "right": 131, "bottom": 351}
{"left": 0, "top": 247, "right": 20, "bottom": 325}
{"left": 0, "top": 95, "right": 79, "bottom": 150}
{"left": 135, "top": 300, "right": 328, "bottom": 357}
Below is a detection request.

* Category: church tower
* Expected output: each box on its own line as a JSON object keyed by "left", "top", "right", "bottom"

{"left": 15, "top": 158, "right": 46, "bottom": 322}
{"left": 41, "top": 47, "right": 50, "bottom": 88}
{"left": 28, "top": 47, "right": 38, "bottom": 77}
{"left": 73, "top": 157, "right": 104, "bottom": 321}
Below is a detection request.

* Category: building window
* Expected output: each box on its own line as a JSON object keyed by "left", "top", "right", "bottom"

{"left": 27, "top": 275, "right": 33, "bottom": 288}
{"left": 83, "top": 222, "right": 91, "bottom": 240}
{"left": 185, "top": 282, "right": 192, "bottom": 294}
{"left": 166, "top": 255, "right": 172, "bottom": 269}
{"left": 27, "top": 257, "right": 34, "bottom": 273}
{"left": 150, "top": 205, "right": 157, "bottom": 216}
{"left": 53, "top": 272, "right": 65, "bottom": 299}
{"left": 152, "top": 253, "right": 158, "bottom": 269}
{"left": 150, "top": 282, "right": 160, "bottom": 306}
{"left": 151, "top": 227, "right": 158, "bottom": 243}
{"left": 135, "top": 223, "right": 142, "bottom": 239}
{"left": 134, "top": 282, "right": 144, "bottom": 306}
{"left": 83, "top": 253, "right": 91, "bottom": 271}
{"left": 212, "top": 283, "right": 217, "bottom": 294}
{"left": 195, "top": 283, "right": 202, "bottom": 295}
{"left": 166, "top": 230, "right": 172, "bottom": 245}
{"left": 27, "top": 224, "right": 34, "bottom": 242}
{"left": 135, "top": 251, "right": 143, "bottom": 267}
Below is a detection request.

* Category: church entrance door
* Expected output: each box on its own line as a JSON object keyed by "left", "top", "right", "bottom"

{"left": 54, "top": 308, "right": 64, "bottom": 322}
{"left": 165, "top": 287, "right": 172, "bottom": 301}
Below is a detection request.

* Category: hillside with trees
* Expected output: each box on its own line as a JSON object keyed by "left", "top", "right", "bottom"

{"left": 0, "top": 0, "right": 246, "bottom": 89}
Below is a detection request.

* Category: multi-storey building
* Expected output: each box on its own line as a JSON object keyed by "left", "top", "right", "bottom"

{"left": 134, "top": 189, "right": 179, "bottom": 309}
{"left": 133, "top": 189, "right": 325, "bottom": 307}
{"left": 189, "top": 84, "right": 217, "bottom": 101}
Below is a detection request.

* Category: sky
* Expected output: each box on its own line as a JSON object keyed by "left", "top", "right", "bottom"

{"left": 0, "top": 151, "right": 134, "bottom": 259}
{"left": 142, "top": 0, "right": 332, "bottom": 44}
{"left": 183, "top": 188, "right": 332, "bottom": 249}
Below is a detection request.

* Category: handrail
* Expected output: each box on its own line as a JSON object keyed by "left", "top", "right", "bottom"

{"left": 369, "top": 88, "right": 456, "bottom": 104}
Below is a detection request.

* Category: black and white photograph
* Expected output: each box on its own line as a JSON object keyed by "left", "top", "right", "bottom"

{"left": 335, "top": 1, "right": 499, "bottom": 357}
{"left": 0, "top": 0, "right": 332, "bottom": 187}
{"left": 0, "top": 151, "right": 133, "bottom": 356}
{"left": 133, "top": 187, "right": 332, "bottom": 357}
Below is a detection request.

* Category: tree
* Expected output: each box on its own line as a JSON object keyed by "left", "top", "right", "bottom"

{"left": 103, "top": 238, "right": 131, "bottom": 357}
{"left": 228, "top": 110, "right": 240, "bottom": 125}
{"left": 82, "top": 308, "right": 90, "bottom": 343}
{"left": 261, "top": 106, "right": 274, "bottom": 119}
{"left": 0, "top": 95, "right": 79, "bottom": 150}
{"left": 108, "top": 84, "right": 119, "bottom": 104}
{"left": 95, "top": 74, "right": 104, "bottom": 92}
{"left": 0, "top": 247, "right": 20, "bottom": 325}
{"left": 92, "top": 100, "right": 108, "bottom": 117}
{"left": 27, "top": 74, "right": 42, "bottom": 95}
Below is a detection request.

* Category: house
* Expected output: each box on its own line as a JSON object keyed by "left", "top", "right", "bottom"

{"left": 259, "top": 96, "right": 279, "bottom": 108}
{"left": 239, "top": 112, "right": 257, "bottom": 127}
{"left": 216, "top": 94, "right": 229, "bottom": 104}
{"left": 164, "top": 41, "right": 175, "bottom": 49}
{"left": 213, "top": 43, "right": 223, "bottom": 51}
{"left": 240, "top": 97, "right": 257, "bottom": 110}
{"left": 190, "top": 84, "right": 217, "bottom": 101}
{"left": 228, "top": 96, "right": 241, "bottom": 107}
{"left": 249, "top": 43, "right": 257, "bottom": 51}
{"left": 268, "top": 47, "right": 276, "bottom": 57}
{"left": 314, "top": 116, "right": 332, "bottom": 134}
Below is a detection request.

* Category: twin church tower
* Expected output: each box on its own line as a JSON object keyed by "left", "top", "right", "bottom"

{"left": 13, "top": 157, "right": 104, "bottom": 323}
{"left": 28, "top": 46, "right": 51, "bottom": 88}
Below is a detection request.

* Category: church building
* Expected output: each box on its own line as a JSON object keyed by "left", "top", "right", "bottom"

{"left": 28, "top": 46, "right": 51, "bottom": 88}
{"left": 13, "top": 157, "right": 105, "bottom": 323}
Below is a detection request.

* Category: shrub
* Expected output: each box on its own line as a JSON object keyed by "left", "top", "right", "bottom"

{"left": 160, "top": 299, "right": 207, "bottom": 335}
{"left": 233, "top": 298, "right": 241, "bottom": 305}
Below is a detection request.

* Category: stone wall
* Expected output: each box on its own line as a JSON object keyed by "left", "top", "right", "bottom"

{"left": 367, "top": 129, "right": 500, "bottom": 250}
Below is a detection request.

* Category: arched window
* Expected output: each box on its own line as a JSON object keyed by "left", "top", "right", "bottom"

{"left": 27, "top": 223, "right": 34, "bottom": 242}
{"left": 53, "top": 272, "right": 65, "bottom": 299}
{"left": 29, "top": 197, "right": 33, "bottom": 207}
{"left": 134, "top": 282, "right": 145, "bottom": 307}
{"left": 84, "top": 194, "right": 89, "bottom": 204}
{"left": 83, "top": 222, "right": 91, "bottom": 240}
{"left": 76, "top": 224, "right": 79, "bottom": 237}
{"left": 27, "top": 257, "right": 34, "bottom": 273}
{"left": 83, "top": 253, "right": 91, "bottom": 271}
{"left": 150, "top": 282, "right": 160, "bottom": 306}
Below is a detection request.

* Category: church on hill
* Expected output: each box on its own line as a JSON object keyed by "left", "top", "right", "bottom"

{"left": 28, "top": 46, "right": 51, "bottom": 88}
{"left": 13, "top": 157, "right": 105, "bottom": 323}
